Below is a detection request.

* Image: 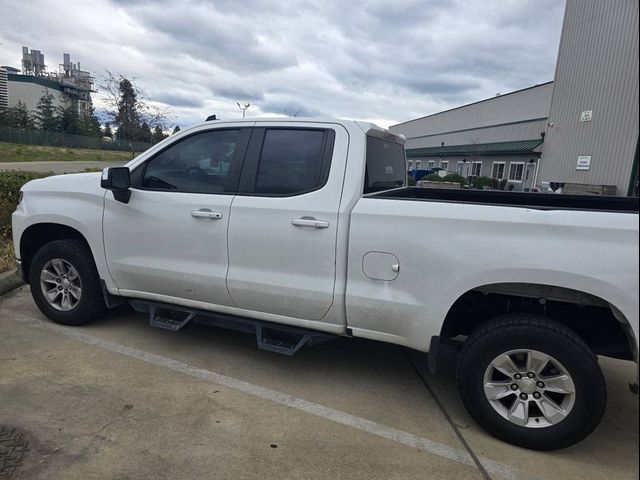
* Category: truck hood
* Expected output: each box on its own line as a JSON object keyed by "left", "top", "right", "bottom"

{"left": 22, "top": 172, "right": 104, "bottom": 195}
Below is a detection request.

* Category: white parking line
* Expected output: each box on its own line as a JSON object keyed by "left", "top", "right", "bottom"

{"left": 18, "top": 315, "right": 525, "bottom": 480}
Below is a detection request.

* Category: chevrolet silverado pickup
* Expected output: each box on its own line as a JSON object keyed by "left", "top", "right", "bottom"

{"left": 12, "top": 118, "right": 639, "bottom": 450}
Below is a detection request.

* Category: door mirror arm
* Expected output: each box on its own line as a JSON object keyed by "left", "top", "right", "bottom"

{"left": 101, "top": 167, "right": 132, "bottom": 203}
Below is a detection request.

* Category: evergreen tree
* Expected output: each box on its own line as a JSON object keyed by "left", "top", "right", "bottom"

{"left": 115, "top": 78, "right": 141, "bottom": 141}
{"left": 136, "top": 121, "right": 152, "bottom": 143}
{"left": 103, "top": 123, "right": 113, "bottom": 138}
{"left": 152, "top": 124, "right": 166, "bottom": 143}
{"left": 35, "top": 90, "right": 58, "bottom": 131}
{"left": 79, "top": 106, "right": 102, "bottom": 137}
{"left": 57, "top": 104, "right": 81, "bottom": 135}
{"left": 10, "top": 101, "right": 35, "bottom": 129}
{"left": 0, "top": 107, "right": 11, "bottom": 127}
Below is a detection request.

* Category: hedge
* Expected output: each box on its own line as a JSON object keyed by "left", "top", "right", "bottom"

{"left": 0, "top": 170, "right": 51, "bottom": 237}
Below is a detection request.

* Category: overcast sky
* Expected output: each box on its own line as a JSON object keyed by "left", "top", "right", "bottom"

{"left": 0, "top": 0, "right": 566, "bottom": 129}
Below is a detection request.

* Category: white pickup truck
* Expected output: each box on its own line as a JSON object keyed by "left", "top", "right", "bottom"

{"left": 12, "top": 118, "right": 639, "bottom": 450}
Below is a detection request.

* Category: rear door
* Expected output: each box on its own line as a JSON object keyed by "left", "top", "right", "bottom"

{"left": 226, "top": 123, "right": 348, "bottom": 320}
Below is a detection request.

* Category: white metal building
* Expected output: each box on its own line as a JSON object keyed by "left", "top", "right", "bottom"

{"left": 391, "top": 0, "right": 639, "bottom": 196}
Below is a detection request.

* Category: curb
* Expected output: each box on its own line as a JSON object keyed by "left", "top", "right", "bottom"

{"left": 0, "top": 271, "right": 24, "bottom": 296}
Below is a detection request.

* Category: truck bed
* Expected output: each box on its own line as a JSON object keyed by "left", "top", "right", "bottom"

{"left": 368, "top": 187, "right": 639, "bottom": 213}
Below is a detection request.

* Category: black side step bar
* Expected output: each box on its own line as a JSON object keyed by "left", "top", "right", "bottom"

{"left": 130, "top": 300, "right": 335, "bottom": 356}
{"left": 150, "top": 305, "right": 195, "bottom": 331}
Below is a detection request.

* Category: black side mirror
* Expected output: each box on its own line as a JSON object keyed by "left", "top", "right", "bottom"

{"left": 101, "top": 167, "right": 131, "bottom": 203}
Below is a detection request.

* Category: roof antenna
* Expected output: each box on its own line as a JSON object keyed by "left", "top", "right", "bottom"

{"left": 206, "top": 114, "right": 217, "bottom": 121}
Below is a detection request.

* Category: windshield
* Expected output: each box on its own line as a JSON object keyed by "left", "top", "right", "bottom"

{"left": 364, "top": 136, "right": 407, "bottom": 194}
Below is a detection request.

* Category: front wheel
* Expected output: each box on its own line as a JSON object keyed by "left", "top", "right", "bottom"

{"left": 29, "top": 239, "right": 105, "bottom": 326}
{"left": 456, "top": 314, "right": 606, "bottom": 450}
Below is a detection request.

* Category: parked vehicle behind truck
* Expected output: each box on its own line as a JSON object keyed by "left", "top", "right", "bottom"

{"left": 12, "top": 118, "right": 639, "bottom": 450}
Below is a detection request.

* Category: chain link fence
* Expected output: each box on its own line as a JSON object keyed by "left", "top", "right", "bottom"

{"left": 0, "top": 126, "right": 152, "bottom": 153}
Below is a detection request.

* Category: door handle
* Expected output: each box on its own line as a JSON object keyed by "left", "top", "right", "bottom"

{"left": 191, "top": 209, "right": 223, "bottom": 219}
{"left": 291, "top": 217, "right": 329, "bottom": 228}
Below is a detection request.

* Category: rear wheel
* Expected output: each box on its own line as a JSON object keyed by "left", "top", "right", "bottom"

{"left": 29, "top": 239, "right": 105, "bottom": 326}
{"left": 456, "top": 314, "right": 606, "bottom": 450}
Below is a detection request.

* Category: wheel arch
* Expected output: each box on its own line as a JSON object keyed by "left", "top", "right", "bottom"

{"left": 19, "top": 223, "right": 91, "bottom": 284}
{"left": 439, "top": 282, "right": 637, "bottom": 363}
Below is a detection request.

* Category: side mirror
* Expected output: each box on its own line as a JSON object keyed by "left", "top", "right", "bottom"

{"left": 101, "top": 167, "right": 131, "bottom": 203}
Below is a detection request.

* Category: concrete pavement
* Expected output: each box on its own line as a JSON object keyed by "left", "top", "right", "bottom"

{"left": 1, "top": 287, "right": 638, "bottom": 480}
{"left": 0, "top": 160, "right": 128, "bottom": 174}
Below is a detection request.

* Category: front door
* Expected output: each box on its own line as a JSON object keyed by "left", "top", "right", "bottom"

{"left": 226, "top": 124, "right": 348, "bottom": 320}
{"left": 103, "top": 126, "right": 251, "bottom": 306}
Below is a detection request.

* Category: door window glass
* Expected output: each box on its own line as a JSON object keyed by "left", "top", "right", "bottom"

{"left": 255, "top": 129, "right": 326, "bottom": 195}
{"left": 141, "top": 129, "right": 241, "bottom": 193}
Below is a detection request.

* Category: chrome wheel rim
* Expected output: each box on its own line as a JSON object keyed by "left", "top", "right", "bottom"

{"left": 483, "top": 349, "right": 575, "bottom": 428}
{"left": 40, "top": 259, "right": 82, "bottom": 311}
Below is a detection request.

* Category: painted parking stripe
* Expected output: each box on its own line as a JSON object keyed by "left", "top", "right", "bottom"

{"left": 19, "top": 315, "right": 525, "bottom": 480}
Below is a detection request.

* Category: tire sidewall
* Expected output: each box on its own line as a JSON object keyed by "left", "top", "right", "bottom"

{"left": 29, "top": 240, "right": 100, "bottom": 325}
{"left": 458, "top": 322, "right": 606, "bottom": 450}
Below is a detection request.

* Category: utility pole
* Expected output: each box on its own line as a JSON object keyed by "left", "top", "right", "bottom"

{"left": 237, "top": 101, "right": 250, "bottom": 118}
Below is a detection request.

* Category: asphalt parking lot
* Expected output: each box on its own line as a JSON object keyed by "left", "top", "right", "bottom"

{"left": 1, "top": 286, "right": 638, "bottom": 480}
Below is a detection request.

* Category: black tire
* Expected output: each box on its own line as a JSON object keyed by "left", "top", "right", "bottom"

{"left": 456, "top": 314, "right": 606, "bottom": 450}
{"left": 29, "top": 239, "right": 105, "bottom": 326}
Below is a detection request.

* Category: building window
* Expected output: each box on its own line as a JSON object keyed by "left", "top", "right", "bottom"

{"left": 491, "top": 162, "right": 505, "bottom": 180}
{"left": 427, "top": 160, "right": 435, "bottom": 168}
{"left": 508, "top": 162, "right": 525, "bottom": 182}
{"left": 470, "top": 161, "right": 482, "bottom": 177}
{"left": 441, "top": 161, "right": 449, "bottom": 171}
{"left": 457, "top": 162, "right": 465, "bottom": 175}
{"left": 408, "top": 160, "right": 413, "bottom": 169}
{"left": 415, "top": 160, "right": 422, "bottom": 169}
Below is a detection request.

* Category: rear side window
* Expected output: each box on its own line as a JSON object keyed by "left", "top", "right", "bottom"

{"left": 364, "top": 136, "right": 406, "bottom": 194}
{"left": 255, "top": 129, "right": 327, "bottom": 195}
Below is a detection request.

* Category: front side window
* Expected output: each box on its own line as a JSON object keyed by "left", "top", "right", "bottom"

{"left": 255, "top": 129, "right": 327, "bottom": 195}
{"left": 364, "top": 136, "right": 406, "bottom": 193}
{"left": 141, "top": 129, "right": 241, "bottom": 194}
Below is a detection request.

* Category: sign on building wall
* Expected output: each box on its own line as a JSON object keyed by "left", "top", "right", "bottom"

{"left": 576, "top": 155, "right": 592, "bottom": 170}
{"left": 580, "top": 110, "right": 593, "bottom": 122}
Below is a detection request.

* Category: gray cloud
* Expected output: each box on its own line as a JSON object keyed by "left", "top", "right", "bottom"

{"left": 0, "top": 0, "right": 565, "bottom": 128}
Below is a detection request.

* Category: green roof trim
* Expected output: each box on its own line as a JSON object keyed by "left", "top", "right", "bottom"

{"left": 7, "top": 73, "right": 63, "bottom": 92}
{"left": 406, "top": 139, "right": 544, "bottom": 157}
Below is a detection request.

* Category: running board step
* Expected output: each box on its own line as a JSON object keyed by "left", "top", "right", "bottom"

{"left": 149, "top": 305, "right": 195, "bottom": 331}
{"left": 133, "top": 300, "right": 335, "bottom": 355}
{"left": 256, "top": 325, "right": 312, "bottom": 356}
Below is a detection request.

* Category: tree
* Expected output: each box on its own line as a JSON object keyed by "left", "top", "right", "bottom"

{"left": 0, "top": 107, "right": 11, "bottom": 127}
{"left": 57, "top": 104, "right": 80, "bottom": 135}
{"left": 138, "top": 121, "right": 153, "bottom": 143}
{"left": 79, "top": 106, "right": 102, "bottom": 137}
{"left": 34, "top": 90, "right": 58, "bottom": 131}
{"left": 152, "top": 124, "right": 167, "bottom": 143}
{"left": 103, "top": 123, "right": 113, "bottom": 139}
{"left": 98, "top": 71, "right": 171, "bottom": 141}
{"left": 10, "top": 101, "right": 35, "bottom": 130}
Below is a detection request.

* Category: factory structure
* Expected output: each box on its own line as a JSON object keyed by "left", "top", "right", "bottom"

{"left": 391, "top": 0, "right": 639, "bottom": 196}
{"left": 0, "top": 47, "right": 94, "bottom": 116}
